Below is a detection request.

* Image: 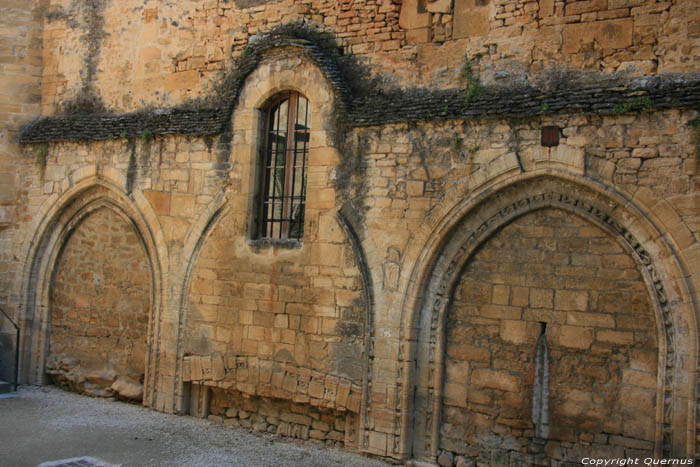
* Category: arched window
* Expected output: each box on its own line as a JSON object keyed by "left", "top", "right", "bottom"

{"left": 258, "top": 91, "right": 310, "bottom": 240}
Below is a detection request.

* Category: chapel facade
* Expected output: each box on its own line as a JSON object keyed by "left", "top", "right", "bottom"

{"left": 1, "top": 0, "right": 699, "bottom": 465}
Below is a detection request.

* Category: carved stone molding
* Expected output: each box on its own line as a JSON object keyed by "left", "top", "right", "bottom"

{"left": 400, "top": 177, "right": 691, "bottom": 462}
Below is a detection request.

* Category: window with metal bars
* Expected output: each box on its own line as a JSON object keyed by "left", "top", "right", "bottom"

{"left": 258, "top": 91, "right": 310, "bottom": 241}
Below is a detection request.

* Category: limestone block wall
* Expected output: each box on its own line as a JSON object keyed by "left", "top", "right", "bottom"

{"left": 7, "top": 101, "right": 698, "bottom": 463}
{"left": 184, "top": 211, "right": 367, "bottom": 382}
{"left": 441, "top": 208, "right": 658, "bottom": 464}
{"left": 206, "top": 387, "right": 358, "bottom": 448}
{"left": 38, "top": 0, "right": 699, "bottom": 114}
{"left": 181, "top": 205, "right": 367, "bottom": 437}
{"left": 8, "top": 101, "right": 699, "bottom": 462}
{"left": 0, "top": 0, "right": 44, "bottom": 383}
{"left": 2, "top": 2, "right": 699, "bottom": 464}
{"left": 47, "top": 206, "right": 152, "bottom": 400}
{"left": 341, "top": 108, "right": 699, "bottom": 460}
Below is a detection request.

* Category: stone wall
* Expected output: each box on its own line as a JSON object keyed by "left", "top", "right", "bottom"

{"left": 348, "top": 109, "right": 698, "bottom": 459}
{"left": 181, "top": 205, "right": 367, "bottom": 422}
{"left": 441, "top": 208, "right": 657, "bottom": 465}
{"left": 185, "top": 210, "right": 366, "bottom": 381}
{"left": 47, "top": 206, "right": 152, "bottom": 400}
{"left": 0, "top": 0, "right": 44, "bottom": 383}
{"left": 206, "top": 387, "right": 358, "bottom": 449}
{"left": 38, "top": 0, "right": 700, "bottom": 114}
{"left": 2, "top": 0, "right": 699, "bottom": 464}
{"left": 10, "top": 103, "right": 699, "bottom": 462}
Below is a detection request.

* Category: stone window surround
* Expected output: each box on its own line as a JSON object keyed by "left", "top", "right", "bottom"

{"left": 256, "top": 90, "right": 311, "bottom": 242}
{"left": 229, "top": 49, "right": 338, "bottom": 252}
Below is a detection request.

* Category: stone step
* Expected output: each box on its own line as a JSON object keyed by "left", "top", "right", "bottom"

{"left": 0, "top": 380, "right": 11, "bottom": 394}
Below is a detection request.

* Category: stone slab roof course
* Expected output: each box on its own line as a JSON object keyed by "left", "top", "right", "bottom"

{"left": 348, "top": 74, "right": 700, "bottom": 126}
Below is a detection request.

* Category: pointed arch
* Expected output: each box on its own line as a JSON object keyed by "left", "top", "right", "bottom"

{"left": 170, "top": 190, "right": 229, "bottom": 414}
{"left": 17, "top": 177, "right": 166, "bottom": 407}
{"left": 337, "top": 204, "right": 376, "bottom": 451}
{"left": 396, "top": 174, "right": 698, "bottom": 461}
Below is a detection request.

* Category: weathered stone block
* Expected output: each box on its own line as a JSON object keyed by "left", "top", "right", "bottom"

{"left": 597, "top": 330, "right": 634, "bottom": 345}
{"left": 558, "top": 325, "right": 594, "bottom": 349}
{"left": 0, "top": 172, "right": 15, "bottom": 203}
{"left": 500, "top": 320, "right": 527, "bottom": 344}
{"left": 530, "top": 288, "right": 553, "bottom": 309}
{"left": 554, "top": 290, "right": 588, "bottom": 311}
{"left": 471, "top": 369, "right": 520, "bottom": 392}
{"left": 566, "top": 312, "right": 614, "bottom": 328}
{"left": 562, "top": 18, "right": 633, "bottom": 53}
{"left": 453, "top": 0, "right": 491, "bottom": 38}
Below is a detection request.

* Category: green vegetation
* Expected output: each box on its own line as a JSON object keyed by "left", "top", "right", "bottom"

{"left": 139, "top": 129, "right": 154, "bottom": 143}
{"left": 613, "top": 96, "right": 653, "bottom": 114}
{"left": 35, "top": 143, "right": 48, "bottom": 168}
{"left": 461, "top": 57, "right": 485, "bottom": 102}
{"left": 453, "top": 133, "right": 463, "bottom": 153}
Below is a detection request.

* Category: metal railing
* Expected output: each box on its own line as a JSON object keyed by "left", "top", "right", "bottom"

{"left": 0, "top": 307, "right": 19, "bottom": 391}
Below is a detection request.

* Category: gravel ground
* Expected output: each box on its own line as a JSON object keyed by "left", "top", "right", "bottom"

{"left": 0, "top": 386, "right": 392, "bottom": 467}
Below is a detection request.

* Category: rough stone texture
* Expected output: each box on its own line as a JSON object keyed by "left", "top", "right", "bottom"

{"left": 47, "top": 207, "right": 152, "bottom": 400}
{"left": 202, "top": 386, "right": 357, "bottom": 449}
{"left": 1, "top": 0, "right": 699, "bottom": 464}
{"left": 0, "top": 0, "right": 44, "bottom": 383}
{"left": 20, "top": 74, "right": 700, "bottom": 143}
{"left": 185, "top": 210, "right": 366, "bottom": 385}
{"left": 32, "top": 0, "right": 700, "bottom": 114}
{"left": 441, "top": 209, "right": 657, "bottom": 464}
{"left": 183, "top": 355, "right": 363, "bottom": 414}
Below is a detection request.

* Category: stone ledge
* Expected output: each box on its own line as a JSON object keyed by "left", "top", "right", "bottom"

{"left": 20, "top": 74, "right": 700, "bottom": 144}
{"left": 183, "top": 353, "right": 363, "bottom": 413}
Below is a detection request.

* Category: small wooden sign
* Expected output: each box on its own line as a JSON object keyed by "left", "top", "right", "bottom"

{"left": 541, "top": 126, "right": 560, "bottom": 147}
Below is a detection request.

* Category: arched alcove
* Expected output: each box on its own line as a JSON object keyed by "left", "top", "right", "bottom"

{"left": 440, "top": 207, "right": 658, "bottom": 463}
{"left": 169, "top": 44, "right": 375, "bottom": 449}
{"left": 19, "top": 182, "right": 163, "bottom": 406}
{"left": 396, "top": 175, "right": 697, "bottom": 462}
{"left": 48, "top": 205, "right": 152, "bottom": 400}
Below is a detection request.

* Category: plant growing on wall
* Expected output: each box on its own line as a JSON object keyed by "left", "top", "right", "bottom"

{"left": 452, "top": 133, "right": 463, "bottom": 153}
{"left": 613, "top": 96, "right": 653, "bottom": 114}
{"left": 461, "top": 57, "right": 484, "bottom": 103}
{"left": 35, "top": 143, "right": 48, "bottom": 170}
{"left": 139, "top": 129, "right": 154, "bottom": 144}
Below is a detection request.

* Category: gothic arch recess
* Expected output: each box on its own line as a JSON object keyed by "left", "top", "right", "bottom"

{"left": 19, "top": 182, "right": 162, "bottom": 406}
{"left": 397, "top": 175, "right": 697, "bottom": 463}
{"left": 167, "top": 45, "right": 375, "bottom": 446}
{"left": 175, "top": 201, "right": 375, "bottom": 443}
{"left": 173, "top": 199, "right": 227, "bottom": 414}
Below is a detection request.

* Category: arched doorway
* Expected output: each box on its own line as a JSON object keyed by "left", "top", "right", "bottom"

{"left": 441, "top": 207, "right": 657, "bottom": 464}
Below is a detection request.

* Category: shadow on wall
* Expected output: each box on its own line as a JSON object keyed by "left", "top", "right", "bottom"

{"left": 0, "top": 330, "right": 14, "bottom": 382}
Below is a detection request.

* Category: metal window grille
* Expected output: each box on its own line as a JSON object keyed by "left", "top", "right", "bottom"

{"left": 259, "top": 92, "right": 310, "bottom": 240}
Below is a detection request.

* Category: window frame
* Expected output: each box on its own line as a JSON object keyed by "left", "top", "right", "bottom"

{"left": 257, "top": 91, "right": 310, "bottom": 242}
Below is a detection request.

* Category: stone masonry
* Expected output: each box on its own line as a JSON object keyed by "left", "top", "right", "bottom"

{"left": 442, "top": 208, "right": 657, "bottom": 464}
{"left": 47, "top": 206, "right": 151, "bottom": 401}
{"left": 1, "top": 0, "right": 699, "bottom": 465}
{"left": 0, "top": 0, "right": 44, "bottom": 383}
